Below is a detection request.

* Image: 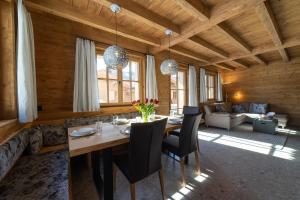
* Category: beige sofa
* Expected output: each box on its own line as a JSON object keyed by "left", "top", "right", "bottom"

{"left": 204, "top": 102, "right": 269, "bottom": 130}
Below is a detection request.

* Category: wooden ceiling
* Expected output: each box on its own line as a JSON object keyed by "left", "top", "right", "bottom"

{"left": 24, "top": 0, "right": 300, "bottom": 71}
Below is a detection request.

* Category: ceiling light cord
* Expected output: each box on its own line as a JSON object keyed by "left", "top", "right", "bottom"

{"left": 115, "top": 12, "right": 118, "bottom": 46}
{"left": 168, "top": 34, "right": 171, "bottom": 59}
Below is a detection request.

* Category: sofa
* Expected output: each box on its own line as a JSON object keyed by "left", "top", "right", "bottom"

{"left": 204, "top": 102, "right": 271, "bottom": 130}
{"left": 0, "top": 112, "right": 139, "bottom": 200}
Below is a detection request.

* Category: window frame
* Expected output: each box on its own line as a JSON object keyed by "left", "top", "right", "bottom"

{"left": 96, "top": 49, "right": 144, "bottom": 107}
{"left": 170, "top": 67, "right": 188, "bottom": 115}
{"left": 205, "top": 72, "right": 217, "bottom": 101}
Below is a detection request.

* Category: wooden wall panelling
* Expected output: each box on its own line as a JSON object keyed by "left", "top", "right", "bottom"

{"left": 0, "top": 0, "right": 17, "bottom": 120}
{"left": 222, "top": 60, "right": 300, "bottom": 126}
{"left": 30, "top": 11, "right": 149, "bottom": 114}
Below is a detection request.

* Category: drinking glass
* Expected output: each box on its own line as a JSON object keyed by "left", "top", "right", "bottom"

{"left": 135, "top": 116, "right": 141, "bottom": 122}
{"left": 112, "top": 115, "right": 118, "bottom": 125}
{"left": 96, "top": 121, "right": 103, "bottom": 134}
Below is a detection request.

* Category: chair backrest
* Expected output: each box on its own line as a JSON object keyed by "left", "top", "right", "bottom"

{"left": 183, "top": 106, "right": 200, "bottom": 115}
{"left": 128, "top": 118, "right": 167, "bottom": 183}
{"left": 179, "top": 106, "right": 202, "bottom": 157}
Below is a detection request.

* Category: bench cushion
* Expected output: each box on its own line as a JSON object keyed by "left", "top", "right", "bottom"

{"left": 0, "top": 129, "right": 29, "bottom": 181}
{"left": 40, "top": 125, "right": 67, "bottom": 146}
{"left": 0, "top": 150, "right": 69, "bottom": 200}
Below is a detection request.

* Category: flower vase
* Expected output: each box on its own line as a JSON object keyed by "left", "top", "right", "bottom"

{"left": 142, "top": 112, "right": 149, "bottom": 122}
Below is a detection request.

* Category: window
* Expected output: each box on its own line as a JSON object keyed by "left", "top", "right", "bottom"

{"left": 206, "top": 74, "right": 215, "bottom": 100}
{"left": 170, "top": 70, "right": 186, "bottom": 114}
{"left": 97, "top": 55, "right": 140, "bottom": 105}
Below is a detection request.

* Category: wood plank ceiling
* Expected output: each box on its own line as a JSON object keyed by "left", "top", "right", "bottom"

{"left": 24, "top": 0, "right": 300, "bottom": 71}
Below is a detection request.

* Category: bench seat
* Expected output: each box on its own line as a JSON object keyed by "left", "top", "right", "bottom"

{"left": 0, "top": 150, "right": 69, "bottom": 200}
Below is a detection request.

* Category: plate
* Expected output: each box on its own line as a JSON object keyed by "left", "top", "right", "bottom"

{"left": 70, "top": 127, "right": 96, "bottom": 137}
{"left": 115, "top": 118, "right": 129, "bottom": 125}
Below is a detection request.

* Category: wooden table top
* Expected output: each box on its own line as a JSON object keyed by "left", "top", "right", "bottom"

{"left": 68, "top": 117, "right": 181, "bottom": 157}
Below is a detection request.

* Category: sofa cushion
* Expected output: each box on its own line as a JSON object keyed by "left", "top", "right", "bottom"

{"left": 0, "top": 150, "right": 69, "bottom": 200}
{"left": 215, "top": 103, "right": 232, "bottom": 113}
{"left": 27, "top": 126, "right": 43, "bottom": 154}
{"left": 249, "top": 103, "right": 268, "bottom": 114}
{"left": 40, "top": 125, "right": 67, "bottom": 146}
{"left": 0, "top": 129, "right": 29, "bottom": 181}
{"left": 232, "top": 103, "right": 250, "bottom": 113}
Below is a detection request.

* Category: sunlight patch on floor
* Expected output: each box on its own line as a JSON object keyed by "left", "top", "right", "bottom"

{"left": 198, "top": 131, "right": 296, "bottom": 160}
{"left": 194, "top": 172, "right": 209, "bottom": 183}
{"left": 276, "top": 128, "right": 299, "bottom": 135}
{"left": 167, "top": 173, "right": 209, "bottom": 200}
{"left": 272, "top": 145, "right": 297, "bottom": 160}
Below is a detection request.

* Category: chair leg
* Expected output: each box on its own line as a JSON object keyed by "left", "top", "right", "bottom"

{"left": 130, "top": 183, "right": 136, "bottom": 200}
{"left": 194, "top": 151, "right": 201, "bottom": 175}
{"left": 113, "top": 164, "right": 117, "bottom": 192}
{"left": 158, "top": 169, "right": 165, "bottom": 199}
{"left": 180, "top": 157, "right": 186, "bottom": 186}
{"left": 197, "top": 139, "right": 200, "bottom": 152}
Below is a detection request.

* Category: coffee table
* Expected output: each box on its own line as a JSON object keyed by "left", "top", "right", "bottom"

{"left": 253, "top": 118, "right": 278, "bottom": 134}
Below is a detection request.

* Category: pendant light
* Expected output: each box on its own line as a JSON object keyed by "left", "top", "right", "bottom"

{"left": 160, "top": 29, "right": 178, "bottom": 75}
{"left": 103, "top": 4, "right": 128, "bottom": 70}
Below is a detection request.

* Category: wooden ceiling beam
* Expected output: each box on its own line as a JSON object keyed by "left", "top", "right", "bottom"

{"left": 205, "top": 37, "right": 300, "bottom": 66}
{"left": 173, "top": 0, "right": 210, "bottom": 21}
{"left": 214, "top": 63, "right": 235, "bottom": 71}
{"left": 216, "top": 23, "right": 267, "bottom": 65}
{"left": 256, "top": 0, "right": 289, "bottom": 62}
{"left": 94, "top": 0, "right": 181, "bottom": 34}
{"left": 24, "top": 0, "right": 160, "bottom": 46}
{"left": 188, "top": 36, "right": 229, "bottom": 58}
{"left": 151, "top": 0, "right": 266, "bottom": 53}
{"left": 170, "top": 46, "right": 237, "bottom": 71}
{"left": 230, "top": 60, "right": 249, "bottom": 69}
{"left": 170, "top": 46, "right": 209, "bottom": 64}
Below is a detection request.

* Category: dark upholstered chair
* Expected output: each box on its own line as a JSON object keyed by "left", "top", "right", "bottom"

{"left": 113, "top": 118, "right": 167, "bottom": 200}
{"left": 163, "top": 106, "right": 202, "bottom": 185}
{"left": 169, "top": 106, "right": 201, "bottom": 137}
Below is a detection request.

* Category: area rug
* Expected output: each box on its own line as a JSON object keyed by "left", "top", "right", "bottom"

{"left": 199, "top": 123, "right": 287, "bottom": 149}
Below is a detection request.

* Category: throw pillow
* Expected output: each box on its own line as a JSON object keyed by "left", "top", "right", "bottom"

{"left": 250, "top": 103, "right": 268, "bottom": 114}
{"left": 232, "top": 103, "right": 249, "bottom": 113}
{"left": 40, "top": 125, "right": 67, "bottom": 146}
{"left": 28, "top": 126, "right": 43, "bottom": 154}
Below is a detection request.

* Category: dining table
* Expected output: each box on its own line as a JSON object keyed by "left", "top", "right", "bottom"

{"left": 68, "top": 115, "right": 182, "bottom": 200}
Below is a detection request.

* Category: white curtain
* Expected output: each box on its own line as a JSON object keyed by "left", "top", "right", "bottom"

{"left": 188, "top": 65, "right": 198, "bottom": 106}
{"left": 146, "top": 55, "right": 158, "bottom": 99}
{"left": 199, "top": 68, "right": 207, "bottom": 103}
{"left": 17, "top": 0, "right": 37, "bottom": 123}
{"left": 217, "top": 72, "right": 223, "bottom": 101}
{"left": 73, "top": 38, "right": 99, "bottom": 112}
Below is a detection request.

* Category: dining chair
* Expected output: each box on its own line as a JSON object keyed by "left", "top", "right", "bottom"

{"left": 169, "top": 106, "right": 202, "bottom": 162}
{"left": 163, "top": 107, "right": 202, "bottom": 185}
{"left": 113, "top": 118, "right": 167, "bottom": 200}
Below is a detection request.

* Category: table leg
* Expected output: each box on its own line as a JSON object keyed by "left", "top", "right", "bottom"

{"left": 184, "top": 155, "right": 189, "bottom": 164}
{"left": 92, "top": 151, "right": 103, "bottom": 197}
{"left": 103, "top": 148, "right": 113, "bottom": 200}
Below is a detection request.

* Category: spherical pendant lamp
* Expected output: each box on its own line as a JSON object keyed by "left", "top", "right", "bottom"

{"left": 160, "top": 29, "right": 178, "bottom": 75}
{"left": 103, "top": 4, "right": 128, "bottom": 69}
